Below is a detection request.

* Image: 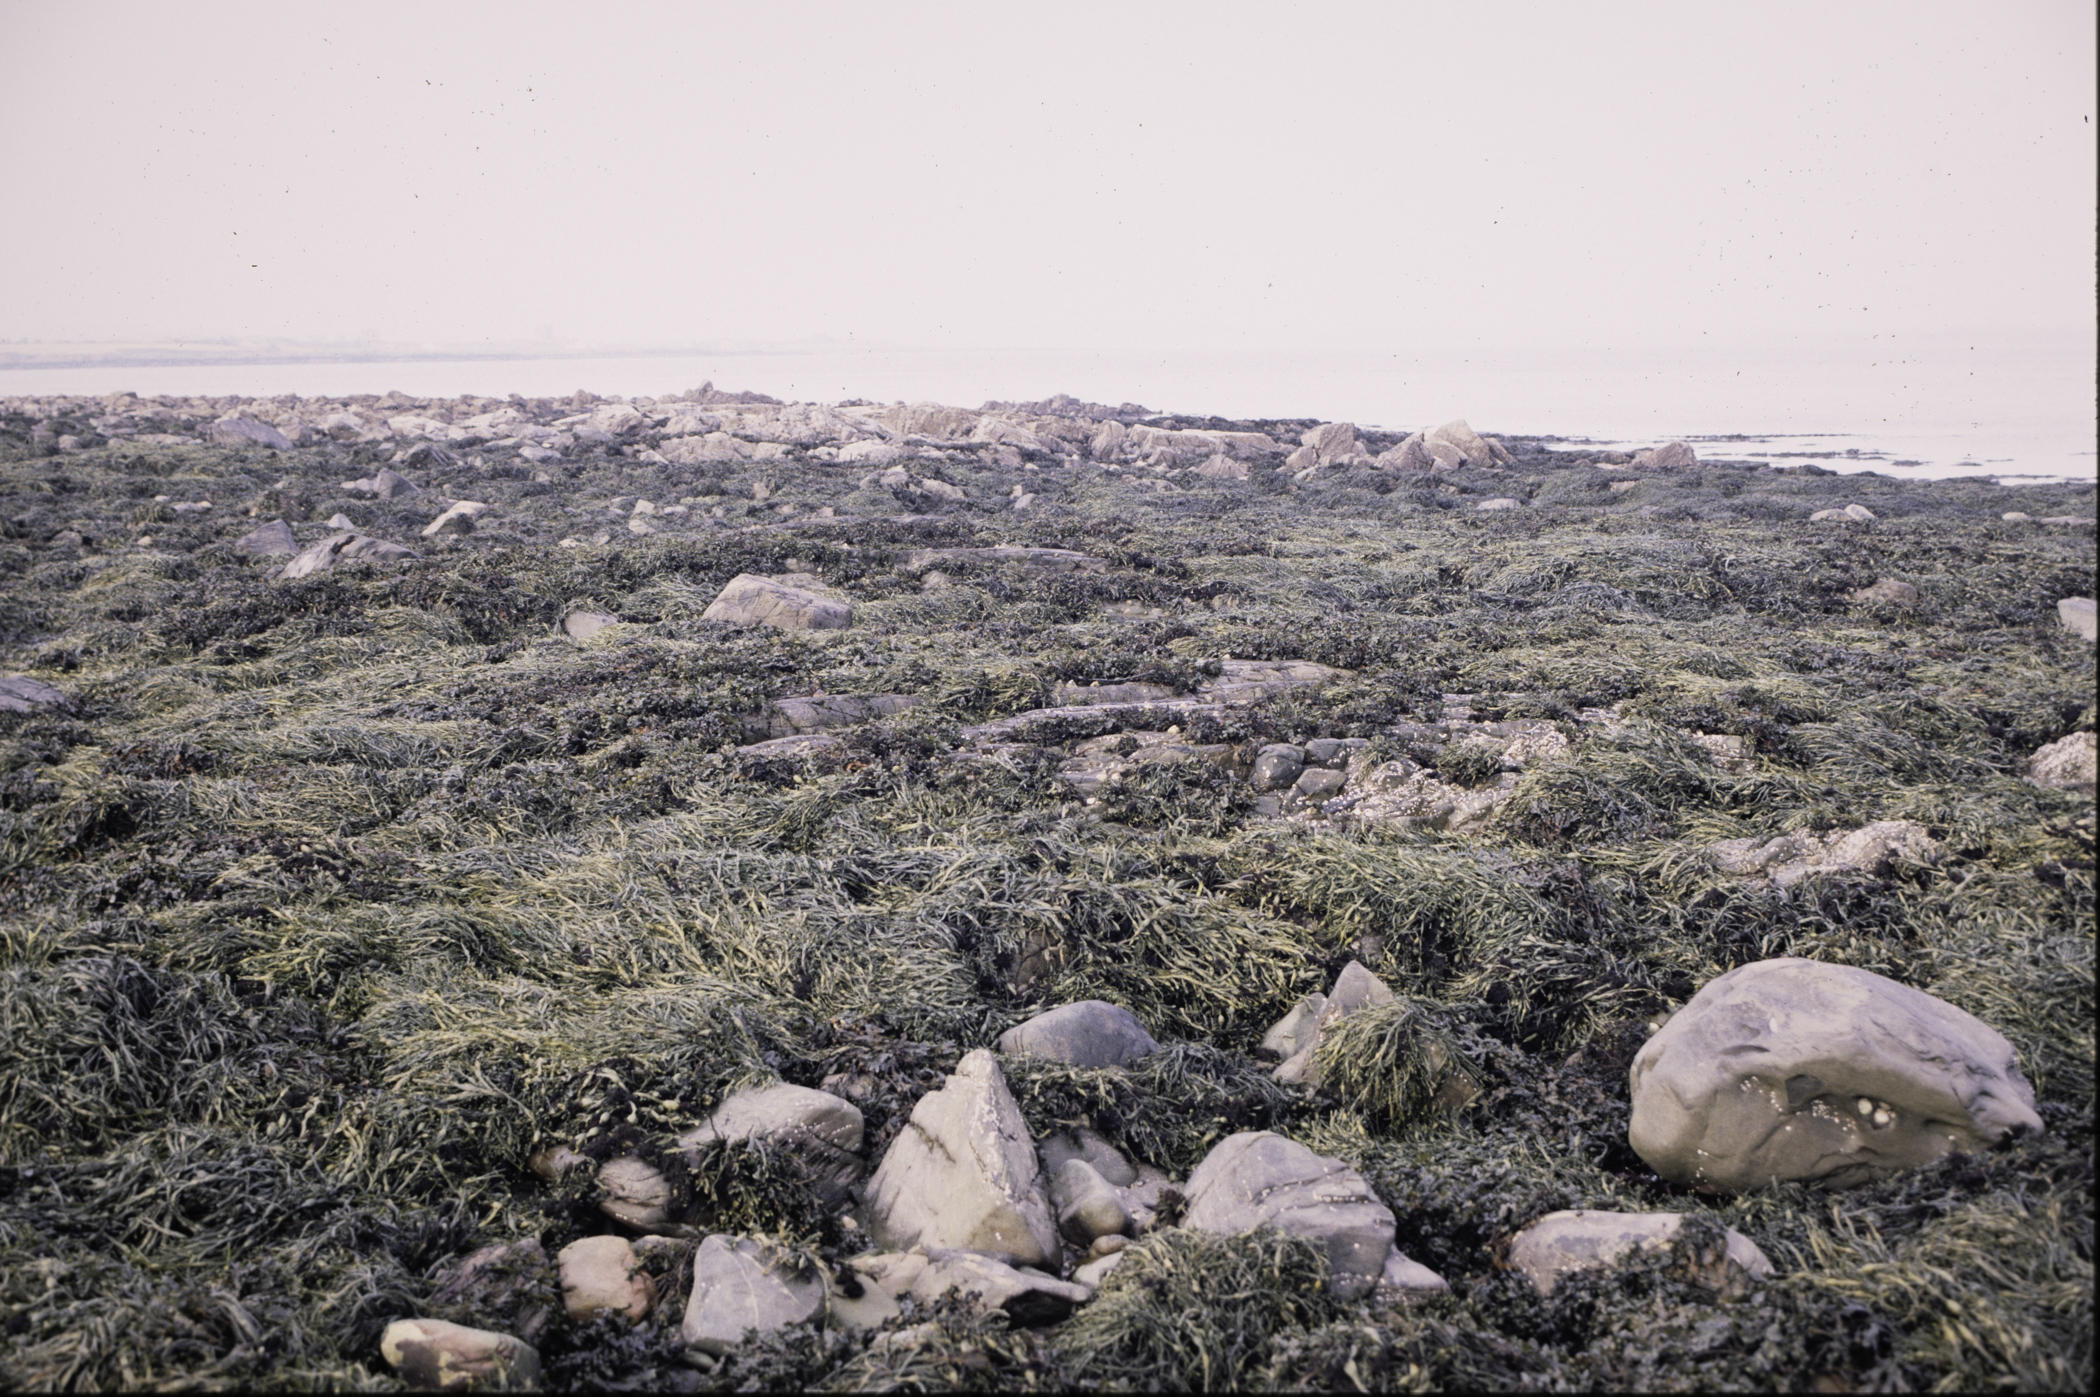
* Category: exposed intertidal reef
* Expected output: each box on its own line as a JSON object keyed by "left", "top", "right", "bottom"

{"left": 0, "top": 385, "right": 2093, "bottom": 1391}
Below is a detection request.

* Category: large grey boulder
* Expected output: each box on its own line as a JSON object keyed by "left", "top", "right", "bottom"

{"left": 380, "top": 1317, "right": 541, "bottom": 1392}
{"left": 996, "top": 1001, "right": 1161, "bottom": 1068}
{"left": 1181, "top": 1131, "right": 1401, "bottom": 1297}
{"left": 678, "top": 1083, "right": 864, "bottom": 1202}
{"left": 1427, "top": 419, "right": 1493, "bottom": 468}
{"left": 279, "top": 530, "right": 418, "bottom": 580}
{"left": 702, "top": 572, "right": 852, "bottom": 631}
{"left": 208, "top": 415, "right": 293, "bottom": 450}
{"left": 2026, "top": 731, "right": 2096, "bottom": 794}
{"left": 1509, "top": 1210, "right": 1772, "bottom": 1296}
{"left": 864, "top": 1049, "right": 1059, "bottom": 1266}
{"left": 681, "top": 1235, "right": 825, "bottom": 1355}
{"left": 1629, "top": 958, "right": 2044, "bottom": 1192}
{"left": 2059, "top": 597, "right": 2097, "bottom": 641}
{"left": 1632, "top": 441, "right": 1697, "bottom": 470}
{"left": 234, "top": 519, "right": 299, "bottom": 556}
{"left": 1, "top": 675, "right": 67, "bottom": 714}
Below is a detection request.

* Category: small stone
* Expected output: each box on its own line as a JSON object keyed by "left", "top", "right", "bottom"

{"left": 379, "top": 1318, "right": 541, "bottom": 1392}
{"left": 563, "top": 610, "right": 620, "bottom": 641}
{"left": 1051, "top": 1158, "right": 1132, "bottom": 1245}
{"left": 558, "top": 1235, "right": 655, "bottom": 1323}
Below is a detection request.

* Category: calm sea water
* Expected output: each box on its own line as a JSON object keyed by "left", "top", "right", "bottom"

{"left": 4, "top": 340, "right": 2092, "bottom": 484}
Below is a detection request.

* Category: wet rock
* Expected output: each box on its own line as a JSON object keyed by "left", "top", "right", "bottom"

{"left": 1251, "top": 743, "right": 1306, "bottom": 792}
{"left": 1508, "top": 1210, "right": 1772, "bottom": 1296}
{"left": 681, "top": 1235, "right": 825, "bottom": 1355}
{"left": 563, "top": 610, "right": 620, "bottom": 641}
{"left": 996, "top": 1000, "right": 1160, "bottom": 1068}
{"left": 1049, "top": 1158, "right": 1132, "bottom": 1245}
{"left": 1272, "top": 960, "right": 1395, "bottom": 1085}
{"left": 1182, "top": 1132, "right": 1401, "bottom": 1298}
{"left": 701, "top": 573, "right": 852, "bottom": 631}
{"left": 1850, "top": 578, "right": 1918, "bottom": 604}
{"left": 1705, "top": 819, "right": 1940, "bottom": 888}
{"left": 2059, "top": 597, "right": 2097, "bottom": 641}
{"left": 429, "top": 1240, "right": 557, "bottom": 1345}
{"left": 234, "top": 519, "right": 299, "bottom": 556}
{"left": 1629, "top": 957, "right": 2045, "bottom": 1192}
{"left": 594, "top": 1155, "right": 681, "bottom": 1231}
{"left": 1291, "top": 767, "right": 1348, "bottom": 802}
{"left": 864, "top": 1049, "right": 1058, "bottom": 1266}
{"left": 2026, "top": 731, "right": 2096, "bottom": 793}
{"left": 558, "top": 1235, "right": 656, "bottom": 1323}
{"left": 1377, "top": 1246, "right": 1449, "bottom": 1296}
{"left": 1, "top": 675, "right": 69, "bottom": 714}
{"left": 677, "top": 1083, "right": 864, "bottom": 1203}
{"left": 208, "top": 416, "right": 294, "bottom": 450}
{"left": 379, "top": 1317, "right": 541, "bottom": 1392}
{"left": 342, "top": 467, "right": 421, "bottom": 499}
{"left": 279, "top": 531, "right": 418, "bottom": 580}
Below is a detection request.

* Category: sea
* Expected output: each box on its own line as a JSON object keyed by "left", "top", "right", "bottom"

{"left": 2, "top": 338, "right": 2092, "bottom": 485}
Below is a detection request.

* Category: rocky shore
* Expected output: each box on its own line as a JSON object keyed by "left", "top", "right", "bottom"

{"left": 0, "top": 385, "right": 2092, "bottom": 1390}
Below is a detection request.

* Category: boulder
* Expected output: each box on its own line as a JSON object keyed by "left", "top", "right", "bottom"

{"left": 907, "top": 1248, "right": 1093, "bottom": 1325}
{"left": 1378, "top": 1247, "right": 1449, "bottom": 1296}
{"left": 1475, "top": 497, "right": 1524, "bottom": 511}
{"left": 1705, "top": 819, "right": 1939, "bottom": 888}
{"left": 660, "top": 432, "right": 752, "bottom": 465}
{"left": 677, "top": 1083, "right": 864, "bottom": 1202}
{"left": 701, "top": 573, "right": 852, "bottom": 631}
{"left": 681, "top": 1234, "right": 825, "bottom": 1355}
{"left": 279, "top": 531, "right": 418, "bottom": 580}
{"left": 209, "top": 416, "right": 294, "bottom": 450}
{"left": 423, "top": 500, "right": 489, "bottom": 537}
{"left": 557, "top": 1235, "right": 656, "bottom": 1323}
{"left": 1192, "top": 453, "right": 1250, "bottom": 480}
{"left": 1850, "top": 578, "right": 1918, "bottom": 604}
{"left": 1374, "top": 432, "right": 1434, "bottom": 471}
{"left": 1632, "top": 441, "right": 1697, "bottom": 470}
{"left": 1427, "top": 420, "right": 1492, "bottom": 468}
{"left": 1270, "top": 960, "right": 1394, "bottom": 1084}
{"left": 1301, "top": 422, "right": 1360, "bottom": 462}
{"left": 594, "top": 1155, "right": 680, "bottom": 1231}
{"left": 0, "top": 675, "right": 67, "bottom": 714}
{"left": 234, "top": 520, "right": 298, "bottom": 556}
{"left": 1049, "top": 1158, "right": 1131, "bottom": 1245}
{"left": 1181, "top": 1132, "right": 1400, "bottom": 1298}
{"left": 915, "top": 477, "right": 967, "bottom": 501}
{"left": 1508, "top": 1210, "right": 1772, "bottom": 1297}
{"left": 1251, "top": 743, "right": 1306, "bottom": 792}
{"left": 563, "top": 610, "right": 620, "bottom": 641}
{"left": 1628, "top": 957, "right": 2045, "bottom": 1192}
{"left": 379, "top": 1318, "right": 541, "bottom": 1392}
{"left": 996, "top": 1000, "right": 1161, "bottom": 1068}
{"left": 2026, "top": 731, "right": 2096, "bottom": 793}
{"left": 864, "top": 1049, "right": 1058, "bottom": 1266}
{"left": 2059, "top": 597, "right": 2097, "bottom": 641}
{"left": 341, "top": 467, "right": 421, "bottom": 500}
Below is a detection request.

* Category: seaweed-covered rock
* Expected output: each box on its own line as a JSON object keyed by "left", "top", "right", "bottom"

{"left": 379, "top": 1317, "right": 541, "bottom": 1392}
{"left": 1705, "top": 820, "right": 1940, "bottom": 887}
{"left": 864, "top": 1048, "right": 1058, "bottom": 1266}
{"left": 0, "top": 674, "right": 67, "bottom": 713}
{"left": 1181, "top": 1131, "right": 1399, "bottom": 1297}
{"left": 702, "top": 572, "right": 852, "bottom": 631}
{"left": 681, "top": 1234, "right": 825, "bottom": 1355}
{"left": 2059, "top": 596, "right": 2097, "bottom": 641}
{"left": 234, "top": 519, "right": 298, "bottom": 556}
{"left": 913, "top": 1248, "right": 1093, "bottom": 1324}
{"left": 557, "top": 1235, "right": 655, "bottom": 1323}
{"left": 1629, "top": 958, "right": 2045, "bottom": 1192}
{"left": 593, "top": 1155, "right": 681, "bottom": 1231}
{"left": 996, "top": 1000, "right": 1160, "bottom": 1068}
{"left": 1508, "top": 1209, "right": 1772, "bottom": 1296}
{"left": 1850, "top": 578, "right": 1919, "bottom": 604}
{"left": 678, "top": 1082, "right": 864, "bottom": 1202}
{"left": 2026, "top": 731, "right": 2096, "bottom": 793}
{"left": 1252, "top": 744, "right": 1306, "bottom": 792}
{"left": 429, "top": 1240, "right": 558, "bottom": 1345}
{"left": 1272, "top": 960, "right": 1394, "bottom": 1085}
{"left": 279, "top": 530, "right": 418, "bottom": 580}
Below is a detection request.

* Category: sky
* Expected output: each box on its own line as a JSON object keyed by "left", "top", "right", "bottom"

{"left": 1, "top": 0, "right": 2093, "bottom": 360}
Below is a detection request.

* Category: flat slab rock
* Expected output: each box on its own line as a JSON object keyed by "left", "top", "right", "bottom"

{"left": 1182, "top": 1131, "right": 1438, "bottom": 1298}
{"left": 1629, "top": 957, "right": 2044, "bottom": 1192}
{"left": 1706, "top": 820, "right": 1940, "bottom": 888}
{"left": 682, "top": 1234, "right": 825, "bottom": 1355}
{"left": 1, "top": 675, "right": 67, "bottom": 713}
{"left": 864, "top": 1048, "right": 1059, "bottom": 1266}
{"left": 1509, "top": 1209, "right": 1773, "bottom": 1297}
{"left": 702, "top": 572, "right": 852, "bottom": 631}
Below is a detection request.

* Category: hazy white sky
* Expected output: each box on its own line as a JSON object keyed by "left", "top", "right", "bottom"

{"left": 2, "top": 1, "right": 2093, "bottom": 355}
